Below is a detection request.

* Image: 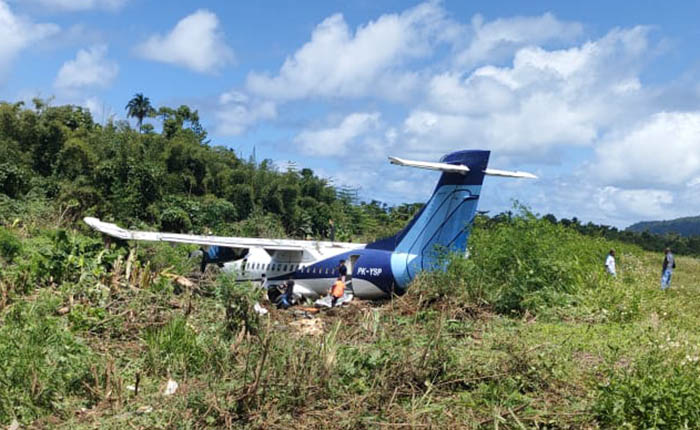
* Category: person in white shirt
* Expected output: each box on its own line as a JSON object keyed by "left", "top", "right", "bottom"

{"left": 605, "top": 249, "right": 616, "bottom": 277}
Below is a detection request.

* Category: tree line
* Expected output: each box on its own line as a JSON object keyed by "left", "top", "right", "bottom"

{"left": 0, "top": 96, "right": 420, "bottom": 243}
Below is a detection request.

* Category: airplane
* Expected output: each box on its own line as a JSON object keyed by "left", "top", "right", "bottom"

{"left": 84, "top": 150, "right": 536, "bottom": 299}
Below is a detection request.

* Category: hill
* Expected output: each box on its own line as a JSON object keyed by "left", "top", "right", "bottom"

{"left": 627, "top": 215, "right": 700, "bottom": 237}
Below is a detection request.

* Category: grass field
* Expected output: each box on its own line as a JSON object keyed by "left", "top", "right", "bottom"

{"left": 1, "top": 216, "right": 700, "bottom": 429}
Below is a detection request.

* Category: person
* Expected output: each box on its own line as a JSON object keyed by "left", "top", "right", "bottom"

{"left": 605, "top": 249, "right": 616, "bottom": 277}
{"left": 338, "top": 259, "right": 348, "bottom": 283}
{"left": 661, "top": 248, "right": 676, "bottom": 290}
{"left": 277, "top": 279, "right": 295, "bottom": 309}
{"left": 329, "top": 277, "right": 345, "bottom": 307}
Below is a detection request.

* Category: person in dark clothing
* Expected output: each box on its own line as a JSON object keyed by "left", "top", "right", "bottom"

{"left": 338, "top": 259, "right": 347, "bottom": 283}
{"left": 661, "top": 248, "right": 676, "bottom": 290}
{"left": 277, "top": 279, "right": 295, "bottom": 309}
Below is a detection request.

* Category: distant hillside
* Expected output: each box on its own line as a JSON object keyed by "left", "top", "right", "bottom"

{"left": 626, "top": 215, "right": 700, "bottom": 237}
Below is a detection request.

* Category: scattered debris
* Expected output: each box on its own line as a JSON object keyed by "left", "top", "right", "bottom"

{"left": 174, "top": 276, "right": 195, "bottom": 289}
{"left": 314, "top": 292, "right": 354, "bottom": 308}
{"left": 8, "top": 418, "right": 19, "bottom": 430}
{"left": 253, "top": 302, "right": 268, "bottom": 315}
{"left": 135, "top": 405, "right": 153, "bottom": 415}
{"left": 56, "top": 306, "right": 70, "bottom": 315}
{"left": 163, "top": 378, "right": 178, "bottom": 396}
{"left": 289, "top": 318, "right": 324, "bottom": 336}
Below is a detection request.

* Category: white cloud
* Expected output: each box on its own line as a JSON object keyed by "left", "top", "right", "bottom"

{"left": 82, "top": 96, "right": 114, "bottom": 123}
{"left": 135, "top": 9, "right": 234, "bottom": 73}
{"left": 293, "top": 112, "right": 381, "bottom": 157}
{"left": 402, "top": 27, "right": 653, "bottom": 160}
{"left": 0, "top": 0, "right": 59, "bottom": 77}
{"left": 596, "top": 186, "right": 674, "bottom": 221}
{"left": 456, "top": 13, "right": 583, "bottom": 67}
{"left": 594, "top": 111, "right": 700, "bottom": 187}
{"left": 214, "top": 90, "right": 276, "bottom": 136}
{"left": 246, "top": 2, "right": 456, "bottom": 101}
{"left": 24, "top": 0, "right": 128, "bottom": 11}
{"left": 54, "top": 45, "right": 118, "bottom": 90}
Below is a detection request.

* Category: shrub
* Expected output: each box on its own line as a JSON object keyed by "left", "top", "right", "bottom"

{"left": 0, "top": 227, "right": 21, "bottom": 262}
{"left": 415, "top": 208, "right": 632, "bottom": 315}
{"left": 595, "top": 348, "right": 700, "bottom": 428}
{"left": 0, "top": 293, "right": 97, "bottom": 423}
{"left": 144, "top": 317, "right": 208, "bottom": 375}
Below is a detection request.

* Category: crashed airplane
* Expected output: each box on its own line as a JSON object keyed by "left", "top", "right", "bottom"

{"left": 85, "top": 150, "right": 536, "bottom": 299}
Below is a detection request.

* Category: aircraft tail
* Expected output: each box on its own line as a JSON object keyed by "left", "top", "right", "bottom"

{"left": 368, "top": 149, "right": 535, "bottom": 290}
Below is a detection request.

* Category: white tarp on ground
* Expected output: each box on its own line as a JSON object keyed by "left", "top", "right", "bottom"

{"left": 314, "top": 292, "right": 354, "bottom": 308}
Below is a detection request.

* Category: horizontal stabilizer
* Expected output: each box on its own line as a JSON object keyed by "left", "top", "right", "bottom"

{"left": 388, "top": 156, "right": 470, "bottom": 174}
{"left": 483, "top": 168, "right": 537, "bottom": 179}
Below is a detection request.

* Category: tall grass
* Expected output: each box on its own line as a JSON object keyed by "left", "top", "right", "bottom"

{"left": 417, "top": 209, "right": 639, "bottom": 316}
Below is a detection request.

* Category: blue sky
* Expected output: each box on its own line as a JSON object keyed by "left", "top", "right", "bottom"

{"left": 2, "top": 0, "right": 700, "bottom": 228}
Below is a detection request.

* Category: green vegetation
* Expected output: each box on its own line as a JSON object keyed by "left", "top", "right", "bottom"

{"left": 627, "top": 215, "right": 700, "bottom": 237}
{"left": 2, "top": 98, "right": 700, "bottom": 428}
{"left": 2, "top": 205, "right": 699, "bottom": 428}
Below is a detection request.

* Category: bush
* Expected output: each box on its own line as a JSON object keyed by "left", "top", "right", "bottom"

{"left": 0, "top": 293, "right": 97, "bottom": 423}
{"left": 416, "top": 208, "right": 633, "bottom": 315}
{"left": 0, "top": 227, "right": 21, "bottom": 262}
{"left": 595, "top": 348, "right": 700, "bottom": 428}
{"left": 144, "top": 317, "right": 208, "bottom": 375}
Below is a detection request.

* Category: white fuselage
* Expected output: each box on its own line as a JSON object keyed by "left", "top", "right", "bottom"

{"left": 220, "top": 242, "right": 387, "bottom": 299}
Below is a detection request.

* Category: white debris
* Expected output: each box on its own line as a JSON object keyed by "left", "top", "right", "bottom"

{"left": 253, "top": 302, "right": 268, "bottom": 315}
{"left": 163, "top": 379, "right": 178, "bottom": 396}
{"left": 9, "top": 419, "right": 19, "bottom": 430}
{"left": 135, "top": 405, "right": 153, "bottom": 415}
{"left": 314, "top": 292, "right": 354, "bottom": 308}
{"left": 126, "top": 385, "right": 136, "bottom": 391}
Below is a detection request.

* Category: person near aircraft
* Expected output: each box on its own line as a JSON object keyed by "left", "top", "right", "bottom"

{"left": 661, "top": 248, "right": 676, "bottom": 290}
{"left": 338, "top": 259, "right": 347, "bottom": 283}
{"left": 277, "top": 278, "right": 295, "bottom": 309}
{"left": 605, "top": 249, "right": 616, "bottom": 277}
{"left": 330, "top": 277, "right": 345, "bottom": 307}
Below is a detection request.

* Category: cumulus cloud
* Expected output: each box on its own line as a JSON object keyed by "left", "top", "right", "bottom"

{"left": 402, "top": 27, "right": 653, "bottom": 160}
{"left": 246, "top": 2, "right": 455, "bottom": 101}
{"left": 24, "top": 0, "right": 128, "bottom": 11}
{"left": 0, "top": 0, "right": 59, "bottom": 77}
{"left": 54, "top": 45, "right": 118, "bottom": 90}
{"left": 135, "top": 9, "right": 234, "bottom": 73}
{"left": 293, "top": 112, "right": 381, "bottom": 157}
{"left": 596, "top": 186, "right": 673, "bottom": 218}
{"left": 214, "top": 90, "right": 276, "bottom": 136}
{"left": 594, "top": 111, "right": 700, "bottom": 187}
{"left": 456, "top": 13, "right": 583, "bottom": 67}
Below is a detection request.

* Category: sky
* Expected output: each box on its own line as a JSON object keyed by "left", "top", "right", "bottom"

{"left": 1, "top": 0, "right": 700, "bottom": 228}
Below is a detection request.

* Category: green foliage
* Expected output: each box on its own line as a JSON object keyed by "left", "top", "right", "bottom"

{"left": 215, "top": 274, "right": 262, "bottom": 337}
{"left": 0, "top": 227, "right": 21, "bottom": 262}
{"left": 418, "top": 207, "right": 634, "bottom": 315}
{"left": 0, "top": 292, "right": 97, "bottom": 423}
{"left": 144, "top": 316, "right": 209, "bottom": 375}
{"left": 595, "top": 347, "right": 700, "bottom": 429}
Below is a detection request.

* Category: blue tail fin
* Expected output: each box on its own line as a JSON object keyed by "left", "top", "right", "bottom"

{"left": 368, "top": 150, "right": 490, "bottom": 289}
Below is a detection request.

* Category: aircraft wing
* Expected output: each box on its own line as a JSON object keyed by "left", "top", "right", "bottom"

{"left": 84, "top": 217, "right": 310, "bottom": 251}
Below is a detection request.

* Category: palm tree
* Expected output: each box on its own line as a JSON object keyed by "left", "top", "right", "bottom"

{"left": 125, "top": 93, "right": 155, "bottom": 132}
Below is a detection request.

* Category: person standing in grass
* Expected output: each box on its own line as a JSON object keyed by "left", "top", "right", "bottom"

{"left": 605, "top": 249, "right": 616, "bottom": 277}
{"left": 661, "top": 248, "right": 676, "bottom": 290}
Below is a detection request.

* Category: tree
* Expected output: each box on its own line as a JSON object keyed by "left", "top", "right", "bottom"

{"left": 125, "top": 93, "right": 155, "bottom": 133}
